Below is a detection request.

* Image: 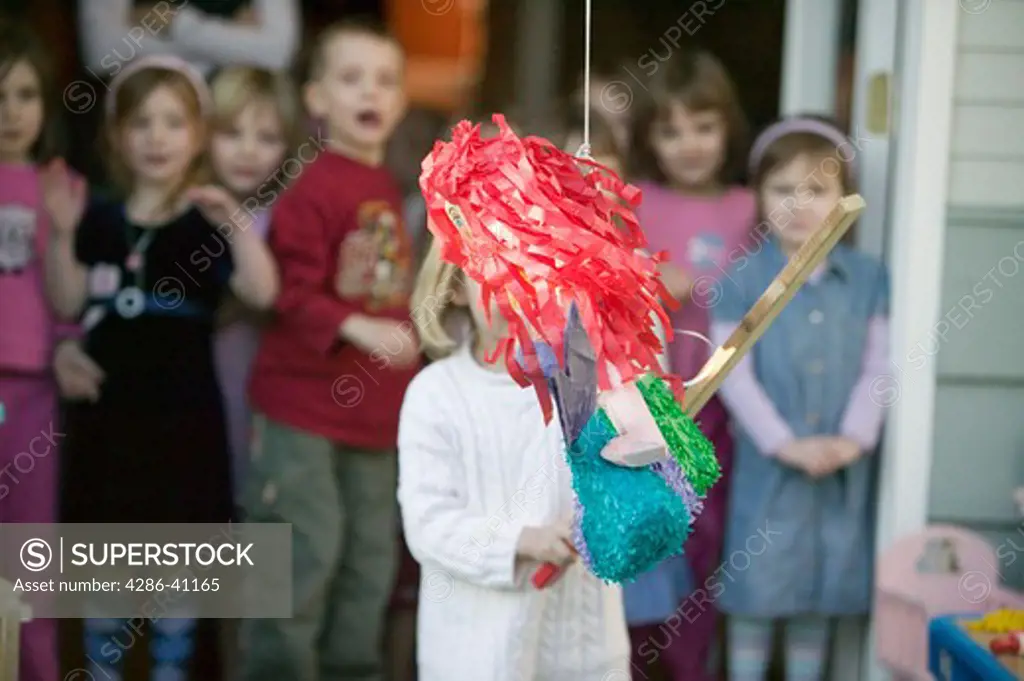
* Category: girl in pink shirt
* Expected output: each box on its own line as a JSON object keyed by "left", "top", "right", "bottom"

{"left": 623, "top": 50, "right": 756, "bottom": 681}
{"left": 0, "top": 20, "right": 90, "bottom": 681}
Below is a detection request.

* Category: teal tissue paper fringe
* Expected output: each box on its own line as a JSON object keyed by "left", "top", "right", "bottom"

{"left": 568, "top": 408, "right": 695, "bottom": 583}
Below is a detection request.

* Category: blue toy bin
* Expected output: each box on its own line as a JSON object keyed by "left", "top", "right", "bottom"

{"left": 929, "top": 615, "right": 1021, "bottom": 681}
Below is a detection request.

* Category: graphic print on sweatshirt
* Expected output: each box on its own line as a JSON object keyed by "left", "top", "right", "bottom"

{"left": 358, "top": 199, "right": 413, "bottom": 310}
{"left": 686, "top": 232, "right": 726, "bottom": 272}
{"left": 0, "top": 205, "right": 37, "bottom": 274}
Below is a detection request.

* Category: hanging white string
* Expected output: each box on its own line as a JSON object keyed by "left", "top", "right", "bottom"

{"left": 673, "top": 329, "right": 722, "bottom": 388}
{"left": 576, "top": 0, "right": 593, "bottom": 160}
{"left": 571, "top": 0, "right": 723, "bottom": 391}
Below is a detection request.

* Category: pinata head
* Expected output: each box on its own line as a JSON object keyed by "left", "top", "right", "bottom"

{"left": 419, "top": 114, "right": 676, "bottom": 420}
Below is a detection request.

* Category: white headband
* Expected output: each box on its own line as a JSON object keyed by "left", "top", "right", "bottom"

{"left": 105, "top": 55, "right": 212, "bottom": 121}
{"left": 748, "top": 118, "right": 859, "bottom": 179}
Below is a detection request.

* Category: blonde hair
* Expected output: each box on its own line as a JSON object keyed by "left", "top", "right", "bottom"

{"left": 210, "top": 67, "right": 305, "bottom": 156}
{"left": 410, "top": 236, "right": 467, "bottom": 361}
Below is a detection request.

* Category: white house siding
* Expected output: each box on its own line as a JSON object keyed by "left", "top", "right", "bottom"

{"left": 928, "top": 0, "right": 1024, "bottom": 590}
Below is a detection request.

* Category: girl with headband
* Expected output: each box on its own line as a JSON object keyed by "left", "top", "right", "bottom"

{"left": 710, "top": 115, "right": 890, "bottom": 681}
{"left": 42, "top": 55, "right": 278, "bottom": 681}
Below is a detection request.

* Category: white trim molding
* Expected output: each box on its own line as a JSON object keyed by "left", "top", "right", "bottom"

{"left": 780, "top": 0, "right": 843, "bottom": 116}
{"left": 836, "top": 1, "right": 901, "bottom": 678}
{"left": 866, "top": 1, "right": 960, "bottom": 680}
{"left": 848, "top": 0, "right": 899, "bottom": 260}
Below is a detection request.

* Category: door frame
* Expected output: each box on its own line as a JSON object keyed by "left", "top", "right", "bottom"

{"left": 779, "top": 0, "right": 843, "bottom": 117}
{"left": 864, "top": 0, "right": 959, "bottom": 678}
{"left": 840, "top": 0, "right": 900, "bottom": 676}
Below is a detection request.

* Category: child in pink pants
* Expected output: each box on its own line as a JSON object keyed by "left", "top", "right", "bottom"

{"left": 0, "top": 20, "right": 88, "bottom": 681}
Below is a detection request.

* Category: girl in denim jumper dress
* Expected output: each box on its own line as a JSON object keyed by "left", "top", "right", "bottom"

{"left": 710, "top": 117, "right": 891, "bottom": 681}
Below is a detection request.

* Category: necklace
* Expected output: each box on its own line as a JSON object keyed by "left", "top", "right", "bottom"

{"left": 124, "top": 226, "right": 157, "bottom": 283}
{"left": 115, "top": 224, "right": 157, "bottom": 320}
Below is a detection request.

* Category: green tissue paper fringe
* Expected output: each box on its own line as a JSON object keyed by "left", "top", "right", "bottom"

{"left": 636, "top": 374, "right": 720, "bottom": 496}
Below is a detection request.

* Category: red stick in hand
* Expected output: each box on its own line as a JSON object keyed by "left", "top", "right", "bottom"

{"left": 531, "top": 562, "right": 562, "bottom": 588}
{"left": 531, "top": 539, "right": 577, "bottom": 589}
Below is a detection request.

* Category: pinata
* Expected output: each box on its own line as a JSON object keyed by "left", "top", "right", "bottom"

{"left": 527, "top": 304, "right": 714, "bottom": 584}
{"left": 419, "top": 113, "right": 865, "bottom": 585}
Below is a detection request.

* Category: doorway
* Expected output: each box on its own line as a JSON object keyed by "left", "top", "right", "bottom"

{"left": 479, "top": 0, "right": 787, "bottom": 136}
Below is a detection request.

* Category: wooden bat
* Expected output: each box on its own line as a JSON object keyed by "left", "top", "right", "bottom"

{"left": 532, "top": 194, "right": 865, "bottom": 589}
{"left": 682, "top": 194, "right": 865, "bottom": 416}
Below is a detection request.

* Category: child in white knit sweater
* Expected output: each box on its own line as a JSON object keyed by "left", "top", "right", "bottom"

{"left": 397, "top": 240, "right": 631, "bottom": 681}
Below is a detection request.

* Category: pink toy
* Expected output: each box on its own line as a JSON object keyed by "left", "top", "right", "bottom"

{"left": 875, "top": 524, "right": 1024, "bottom": 679}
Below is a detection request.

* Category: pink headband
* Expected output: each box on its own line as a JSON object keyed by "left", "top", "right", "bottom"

{"left": 748, "top": 118, "right": 859, "bottom": 179}
{"left": 105, "top": 55, "right": 212, "bottom": 120}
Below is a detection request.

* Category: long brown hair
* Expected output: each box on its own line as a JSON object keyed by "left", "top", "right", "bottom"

{"left": 0, "top": 17, "right": 61, "bottom": 162}
{"left": 626, "top": 50, "right": 747, "bottom": 184}
{"left": 105, "top": 67, "right": 209, "bottom": 211}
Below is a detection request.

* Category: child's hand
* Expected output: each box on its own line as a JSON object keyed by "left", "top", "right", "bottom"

{"left": 336, "top": 231, "right": 377, "bottom": 300}
{"left": 776, "top": 438, "right": 812, "bottom": 471}
{"left": 40, "top": 159, "right": 86, "bottom": 237}
{"left": 777, "top": 437, "right": 836, "bottom": 478}
{"left": 188, "top": 185, "right": 242, "bottom": 229}
{"left": 53, "top": 339, "right": 104, "bottom": 402}
{"left": 516, "top": 522, "right": 576, "bottom": 565}
{"left": 339, "top": 314, "right": 419, "bottom": 367}
{"left": 659, "top": 263, "right": 692, "bottom": 302}
{"left": 825, "top": 437, "right": 862, "bottom": 471}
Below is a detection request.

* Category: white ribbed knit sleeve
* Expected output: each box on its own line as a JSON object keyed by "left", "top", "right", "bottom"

{"left": 397, "top": 373, "right": 522, "bottom": 590}
{"left": 78, "top": 0, "right": 182, "bottom": 76}
{"left": 169, "top": 0, "right": 300, "bottom": 71}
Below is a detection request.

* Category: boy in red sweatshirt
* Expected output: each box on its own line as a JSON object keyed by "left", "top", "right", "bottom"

{"left": 240, "top": 19, "right": 420, "bottom": 681}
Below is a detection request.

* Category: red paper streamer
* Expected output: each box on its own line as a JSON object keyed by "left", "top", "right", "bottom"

{"left": 420, "top": 114, "right": 681, "bottom": 421}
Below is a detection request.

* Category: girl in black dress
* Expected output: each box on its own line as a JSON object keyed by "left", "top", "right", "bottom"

{"left": 42, "top": 55, "right": 278, "bottom": 681}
